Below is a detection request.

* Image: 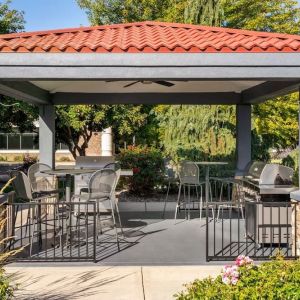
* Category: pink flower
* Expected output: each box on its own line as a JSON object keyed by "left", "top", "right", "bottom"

{"left": 235, "top": 255, "right": 253, "bottom": 267}
{"left": 221, "top": 265, "right": 239, "bottom": 285}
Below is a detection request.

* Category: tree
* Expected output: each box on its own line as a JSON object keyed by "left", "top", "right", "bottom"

{"left": 155, "top": 105, "right": 236, "bottom": 161}
{"left": 0, "top": 0, "right": 25, "bottom": 33}
{"left": 77, "top": 0, "right": 169, "bottom": 25}
{"left": 0, "top": 1, "right": 36, "bottom": 134}
{"left": 56, "top": 104, "right": 149, "bottom": 158}
{"left": 184, "top": 0, "right": 223, "bottom": 26}
{"left": 252, "top": 94, "right": 299, "bottom": 150}
{"left": 223, "top": 0, "right": 300, "bottom": 34}
{"left": 0, "top": 96, "right": 38, "bottom": 133}
{"left": 223, "top": 0, "right": 300, "bottom": 153}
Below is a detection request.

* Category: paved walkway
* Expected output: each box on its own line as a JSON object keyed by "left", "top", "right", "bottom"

{"left": 5, "top": 264, "right": 222, "bottom": 300}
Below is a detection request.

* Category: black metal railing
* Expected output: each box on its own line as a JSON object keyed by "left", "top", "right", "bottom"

{"left": 206, "top": 199, "right": 298, "bottom": 261}
{"left": 4, "top": 201, "right": 96, "bottom": 262}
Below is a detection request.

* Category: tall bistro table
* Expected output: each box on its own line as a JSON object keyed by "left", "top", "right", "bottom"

{"left": 41, "top": 168, "right": 97, "bottom": 202}
{"left": 194, "top": 162, "right": 228, "bottom": 204}
{"left": 41, "top": 168, "right": 134, "bottom": 202}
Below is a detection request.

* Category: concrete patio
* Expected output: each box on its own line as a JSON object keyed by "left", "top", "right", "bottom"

{"left": 5, "top": 264, "right": 222, "bottom": 300}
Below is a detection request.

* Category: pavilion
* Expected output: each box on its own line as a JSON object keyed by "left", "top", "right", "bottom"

{"left": 0, "top": 21, "right": 299, "bottom": 174}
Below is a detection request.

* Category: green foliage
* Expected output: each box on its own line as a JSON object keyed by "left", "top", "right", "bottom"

{"left": 184, "top": 0, "right": 223, "bottom": 26}
{"left": 175, "top": 258, "right": 300, "bottom": 300}
{"left": 0, "top": 97, "right": 38, "bottom": 134}
{"left": 223, "top": 0, "right": 300, "bottom": 33}
{"left": 56, "top": 104, "right": 149, "bottom": 158}
{"left": 282, "top": 149, "right": 299, "bottom": 186}
{"left": 56, "top": 105, "right": 109, "bottom": 158}
{"left": 253, "top": 93, "right": 299, "bottom": 150}
{"left": 77, "top": 0, "right": 170, "bottom": 24}
{"left": 0, "top": 269, "right": 13, "bottom": 299}
{"left": 117, "top": 145, "right": 164, "bottom": 195}
{"left": 155, "top": 105, "right": 236, "bottom": 161}
{"left": 0, "top": 0, "right": 25, "bottom": 34}
{"left": 223, "top": 0, "right": 300, "bottom": 153}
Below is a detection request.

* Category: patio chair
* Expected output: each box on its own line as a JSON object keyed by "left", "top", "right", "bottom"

{"left": 103, "top": 162, "right": 123, "bottom": 234}
{"left": 175, "top": 161, "right": 208, "bottom": 222}
{"left": 10, "top": 170, "right": 61, "bottom": 255}
{"left": 28, "top": 163, "right": 61, "bottom": 197}
{"left": 216, "top": 179, "right": 245, "bottom": 221}
{"left": 162, "top": 158, "right": 179, "bottom": 218}
{"left": 71, "top": 169, "right": 120, "bottom": 250}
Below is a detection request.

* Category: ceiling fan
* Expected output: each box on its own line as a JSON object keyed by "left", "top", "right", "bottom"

{"left": 106, "top": 80, "right": 175, "bottom": 88}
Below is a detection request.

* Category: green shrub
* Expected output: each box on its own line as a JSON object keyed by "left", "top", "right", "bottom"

{"left": 117, "top": 145, "right": 165, "bottom": 195}
{"left": 175, "top": 256, "right": 300, "bottom": 300}
{"left": 13, "top": 155, "right": 23, "bottom": 162}
{"left": 0, "top": 270, "right": 14, "bottom": 300}
{"left": 282, "top": 150, "right": 299, "bottom": 186}
{"left": 0, "top": 156, "right": 7, "bottom": 162}
{"left": 59, "top": 156, "right": 71, "bottom": 162}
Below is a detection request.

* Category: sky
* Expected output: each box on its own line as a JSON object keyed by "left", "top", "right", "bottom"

{"left": 8, "top": 0, "right": 300, "bottom": 32}
{"left": 10, "top": 0, "right": 89, "bottom": 32}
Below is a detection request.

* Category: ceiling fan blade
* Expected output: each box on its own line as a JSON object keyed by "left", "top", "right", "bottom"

{"left": 154, "top": 81, "right": 175, "bottom": 87}
{"left": 124, "top": 81, "right": 140, "bottom": 88}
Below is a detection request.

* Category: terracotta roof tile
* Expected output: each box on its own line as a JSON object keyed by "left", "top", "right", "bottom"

{"left": 0, "top": 21, "right": 299, "bottom": 53}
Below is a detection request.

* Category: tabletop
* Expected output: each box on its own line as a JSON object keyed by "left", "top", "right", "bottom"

{"left": 41, "top": 169, "right": 98, "bottom": 176}
{"left": 194, "top": 162, "right": 228, "bottom": 166}
{"left": 41, "top": 168, "right": 134, "bottom": 176}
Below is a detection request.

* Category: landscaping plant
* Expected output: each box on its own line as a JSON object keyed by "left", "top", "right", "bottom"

{"left": 117, "top": 145, "right": 165, "bottom": 195}
{"left": 0, "top": 204, "right": 18, "bottom": 299}
{"left": 175, "top": 255, "right": 300, "bottom": 300}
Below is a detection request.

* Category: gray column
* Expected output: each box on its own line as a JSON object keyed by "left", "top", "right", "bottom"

{"left": 236, "top": 104, "right": 251, "bottom": 176}
{"left": 39, "top": 105, "right": 55, "bottom": 169}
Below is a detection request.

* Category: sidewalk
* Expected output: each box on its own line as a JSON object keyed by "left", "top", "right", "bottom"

{"left": 5, "top": 264, "right": 222, "bottom": 300}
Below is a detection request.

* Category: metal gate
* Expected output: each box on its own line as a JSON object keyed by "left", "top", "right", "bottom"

{"left": 206, "top": 200, "right": 298, "bottom": 261}
{"left": 4, "top": 200, "right": 96, "bottom": 262}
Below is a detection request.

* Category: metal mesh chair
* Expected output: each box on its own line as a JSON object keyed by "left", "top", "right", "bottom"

{"left": 216, "top": 180, "right": 245, "bottom": 221}
{"left": 71, "top": 169, "right": 120, "bottom": 250}
{"left": 28, "top": 163, "right": 59, "bottom": 196}
{"left": 162, "top": 159, "right": 179, "bottom": 218}
{"left": 175, "top": 161, "right": 206, "bottom": 222}
{"left": 104, "top": 162, "right": 123, "bottom": 234}
{"left": 10, "top": 171, "right": 61, "bottom": 255}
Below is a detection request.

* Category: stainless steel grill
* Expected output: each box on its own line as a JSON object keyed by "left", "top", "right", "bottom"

{"left": 242, "top": 162, "right": 297, "bottom": 245}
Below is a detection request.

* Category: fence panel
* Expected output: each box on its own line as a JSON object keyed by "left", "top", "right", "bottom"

{"left": 206, "top": 200, "right": 298, "bottom": 261}
{"left": 4, "top": 201, "right": 96, "bottom": 262}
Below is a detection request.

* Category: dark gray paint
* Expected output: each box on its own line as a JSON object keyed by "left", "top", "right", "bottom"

{"left": 242, "top": 81, "right": 300, "bottom": 103}
{"left": 0, "top": 81, "right": 51, "bottom": 104}
{"left": 39, "top": 105, "right": 55, "bottom": 168}
{"left": 236, "top": 104, "right": 251, "bottom": 175}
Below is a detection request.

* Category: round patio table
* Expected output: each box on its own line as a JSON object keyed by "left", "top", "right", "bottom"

{"left": 41, "top": 168, "right": 98, "bottom": 202}
{"left": 194, "top": 162, "right": 228, "bottom": 203}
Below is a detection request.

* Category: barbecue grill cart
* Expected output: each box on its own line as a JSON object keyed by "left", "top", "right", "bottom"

{"left": 241, "top": 162, "right": 297, "bottom": 245}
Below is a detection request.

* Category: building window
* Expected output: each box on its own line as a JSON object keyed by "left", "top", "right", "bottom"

{"left": 0, "top": 133, "right": 68, "bottom": 151}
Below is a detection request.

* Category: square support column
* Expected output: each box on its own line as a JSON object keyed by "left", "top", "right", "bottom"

{"left": 39, "top": 105, "right": 55, "bottom": 169}
{"left": 236, "top": 104, "right": 251, "bottom": 176}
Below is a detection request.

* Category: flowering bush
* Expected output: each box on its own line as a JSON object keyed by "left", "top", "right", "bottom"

{"left": 175, "top": 256, "right": 300, "bottom": 300}
{"left": 117, "top": 146, "right": 165, "bottom": 195}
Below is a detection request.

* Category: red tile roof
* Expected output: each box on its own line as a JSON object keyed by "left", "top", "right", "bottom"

{"left": 0, "top": 21, "right": 299, "bottom": 53}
